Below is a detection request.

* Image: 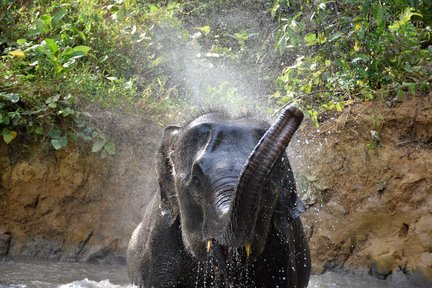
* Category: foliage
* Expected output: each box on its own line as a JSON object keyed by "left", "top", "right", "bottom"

{"left": 2, "top": 0, "right": 431, "bottom": 154}
{"left": 272, "top": 0, "right": 432, "bottom": 125}
{"left": 0, "top": 0, "right": 184, "bottom": 153}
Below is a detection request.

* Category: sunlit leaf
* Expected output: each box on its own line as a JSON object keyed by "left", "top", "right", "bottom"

{"left": 59, "top": 107, "right": 74, "bottom": 117}
{"left": 0, "top": 93, "right": 20, "bottom": 103}
{"left": 92, "top": 137, "right": 106, "bottom": 152}
{"left": 51, "top": 139, "right": 62, "bottom": 150}
{"left": 354, "top": 23, "right": 362, "bottom": 32}
{"left": 72, "top": 45, "right": 91, "bottom": 54}
{"left": 328, "top": 32, "right": 343, "bottom": 42}
{"left": 2, "top": 129, "right": 17, "bottom": 144}
{"left": 9, "top": 50, "right": 26, "bottom": 58}
{"left": 354, "top": 38, "right": 360, "bottom": 52}
{"left": 196, "top": 26, "right": 211, "bottom": 36}
{"left": 43, "top": 38, "right": 59, "bottom": 53}
{"left": 234, "top": 32, "right": 248, "bottom": 43}
{"left": 104, "top": 141, "right": 116, "bottom": 155}
{"left": 304, "top": 33, "right": 317, "bottom": 46}
{"left": 147, "top": 4, "right": 157, "bottom": 12}
{"left": 318, "top": 32, "right": 327, "bottom": 44}
{"left": 16, "top": 39, "right": 27, "bottom": 45}
{"left": 46, "top": 95, "right": 60, "bottom": 104}
{"left": 35, "top": 19, "right": 49, "bottom": 34}
{"left": 123, "top": 80, "right": 133, "bottom": 89}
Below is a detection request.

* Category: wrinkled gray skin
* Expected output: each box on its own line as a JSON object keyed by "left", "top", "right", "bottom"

{"left": 127, "top": 106, "right": 311, "bottom": 287}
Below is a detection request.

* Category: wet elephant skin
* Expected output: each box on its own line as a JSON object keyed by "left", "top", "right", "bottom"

{"left": 127, "top": 107, "right": 311, "bottom": 287}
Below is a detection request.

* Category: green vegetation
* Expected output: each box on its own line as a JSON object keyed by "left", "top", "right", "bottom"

{"left": 1, "top": 0, "right": 431, "bottom": 152}
{"left": 271, "top": 0, "right": 432, "bottom": 125}
{"left": 0, "top": 0, "right": 183, "bottom": 155}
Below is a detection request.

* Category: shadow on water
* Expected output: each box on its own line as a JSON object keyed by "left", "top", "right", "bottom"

{"left": 0, "top": 257, "right": 417, "bottom": 288}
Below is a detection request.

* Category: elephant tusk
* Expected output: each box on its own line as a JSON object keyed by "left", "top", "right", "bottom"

{"left": 207, "top": 239, "right": 213, "bottom": 253}
{"left": 245, "top": 242, "right": 251, "bottom": 258}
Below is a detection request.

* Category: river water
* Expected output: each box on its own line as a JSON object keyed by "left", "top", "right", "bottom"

{"left": 0, "top": 257, "right": 416, "bottom": 288}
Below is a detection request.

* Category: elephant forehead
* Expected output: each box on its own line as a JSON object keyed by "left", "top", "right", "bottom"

{"left": 173, "top": 115, "right": 268, "bottom": 167}
{"left": 186, "top": 112, "right": 267, "bottom": 132}
{"left": 186, "top": 121, "right": 266, "bottom": 144}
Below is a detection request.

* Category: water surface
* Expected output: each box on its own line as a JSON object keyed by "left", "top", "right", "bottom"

{"left": 0, "top": 258, "right": 412, "bottom": 288}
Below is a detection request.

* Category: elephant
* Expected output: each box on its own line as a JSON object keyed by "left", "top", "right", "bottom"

{"left": 127, "top": 106, "right": 311, "bottom": 287}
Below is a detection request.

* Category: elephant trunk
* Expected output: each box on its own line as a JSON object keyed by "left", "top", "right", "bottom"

{"left": 223, "top": 106, "right": 304, "bottom": 247}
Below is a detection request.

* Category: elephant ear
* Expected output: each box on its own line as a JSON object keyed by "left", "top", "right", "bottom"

{"left": 157, "top": 125, "right": 182, "bottom": 225}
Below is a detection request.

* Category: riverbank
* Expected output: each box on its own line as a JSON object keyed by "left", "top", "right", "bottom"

{"left": 289, "top": 93, "right": 432, "bottom": 287}
{"left": 1, "top": 95, "right": 431, "bottom": 287}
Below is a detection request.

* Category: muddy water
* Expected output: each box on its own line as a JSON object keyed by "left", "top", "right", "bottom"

{"left": 0, "top": 257, "right": 412, "bottom": 288}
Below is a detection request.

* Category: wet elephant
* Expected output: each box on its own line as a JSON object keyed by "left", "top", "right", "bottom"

{"left": 127, "top": 106, "right": 311, "bottom": 287}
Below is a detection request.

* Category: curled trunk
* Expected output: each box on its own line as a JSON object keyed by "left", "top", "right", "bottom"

{"left": 223, "top": 106, "right": 304, "bottom": 247}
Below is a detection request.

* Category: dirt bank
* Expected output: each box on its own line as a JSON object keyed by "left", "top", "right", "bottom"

{"left": 0, "top": 95, "right": 431, "bottom": 286}
{"left": 288, "top": 93, "right": 432, "bottom": 286}
{"left": 0, "top": 114, "right": 160, "bottom": 264}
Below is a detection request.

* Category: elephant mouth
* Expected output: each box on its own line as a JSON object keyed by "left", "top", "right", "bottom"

{"left": 206, "top": 238, "right": 252, "bottom": 282}
{"left": 207, "top": 239, "right": 251, "bottom": 258}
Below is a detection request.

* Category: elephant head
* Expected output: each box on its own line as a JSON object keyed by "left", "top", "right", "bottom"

{"left": 158, "top": 106, "right": 304, "bottom": 263}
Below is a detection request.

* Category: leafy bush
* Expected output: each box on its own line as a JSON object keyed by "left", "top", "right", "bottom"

{"left": 272, "top": 0, "right": 432, "bottom": 125}
{"left": 0, "top": 0, "right": 184, "bottom": 154}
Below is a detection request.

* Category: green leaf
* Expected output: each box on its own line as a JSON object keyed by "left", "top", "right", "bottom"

{"left": 58, "top": 135, "right": 68, "bottom": 147}
{"left": 48, "top": 128, "right": 61, "bottom": 139}
{"left": 2, "top": 129, "right": 17, "bottom": 144}
{"left": 92, "top": 138, "right": 106, "bottom": 152}
{"left": 123, "top": 80, "right": 133, "bottom": 89}
{"left": 59, "top": 107, "right": 74, "bottom": 117}
{"left": 328, "top": 32, "right": 343, "bottom": 42}
{"left": 44, "top": 38, "right": 59, "bottom": 53}
{"left": 396, "top": 89, "right": 405, "bottom": 101}
{"left": 16, "top": 38, "right": 27, "bottom": 45}
{"left": 196, "top": 26, "right": 211, "bottom": 36}
{"left": 52, "top": 8, "right": 67, "bottom": 28}
{"left": 34, "top": 19, "right": 49, "bottom": 34}
{"left": 63, "top": 45, "right": 91, "bottom": 62}
{"left": 72, "top": 45, "right": 91, "bottom": 54}
{"left": 0, "top": 93, "right": 20, "bottom": 103}
{"left": 104, "top": 141, "right": 116, "bottom": 155}
{"left": 375, "top": 4, "right": 384, "bottom": 27}
{"left": 40, "top": 14, "right": 52, "bottom": 27}
{"left": 148, "top": 4, "right": 159, "bottom": 13}
{"left": 1, "top": 115, "right": 10, "bottom": 125}
{"left": 304, "top": 33, "right": 317, "bottom": 46}
{"left": 34, "top": 127, "right": 44, "bottom": 135}
{"left": 234, "top": 32, "right": 248, "bottom": 43}
{"left": 51, "top": 139, "right": 62, "bottom": 150}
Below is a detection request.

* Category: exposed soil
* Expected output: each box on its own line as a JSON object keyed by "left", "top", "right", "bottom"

{"left": 0, "top": 95, "right": 431, "bottom": 286}
{"left": 0, "top": 113, "right": 161, "bottom": 264}
{"left": 288, "top": 93, "right": 432, "bottom": 286}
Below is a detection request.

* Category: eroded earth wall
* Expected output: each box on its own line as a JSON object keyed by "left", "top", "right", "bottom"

{"left": 288, "top": 94, "right": 432, "bottom": 284}
{"left": 0, "top": 116, "right": 160, "bottom": 264}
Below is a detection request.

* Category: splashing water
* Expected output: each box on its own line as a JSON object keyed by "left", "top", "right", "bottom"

{"left": 0, "top": 257, "right": 417, "bottom": 288}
